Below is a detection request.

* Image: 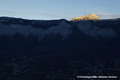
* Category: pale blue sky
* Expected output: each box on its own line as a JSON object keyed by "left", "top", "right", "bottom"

{"left": 0, "top": 0, "right": 120, "bottom": 20}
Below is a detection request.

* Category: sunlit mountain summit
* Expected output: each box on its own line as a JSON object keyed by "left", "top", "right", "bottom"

{"left": 71, "top": 14, "right": 100, "bottom": 21}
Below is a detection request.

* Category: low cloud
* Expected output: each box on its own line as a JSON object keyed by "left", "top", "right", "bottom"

{"left": 96, "top": 13, "right": 120, "bottom": 19}
{"left": 0, "top": 10, "right": 69, "bottom": 19}
{"left": 79, "top": 8, "right": 120, "bottom": 19}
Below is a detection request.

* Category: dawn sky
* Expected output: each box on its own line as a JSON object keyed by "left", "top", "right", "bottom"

{"left": 0, "top": 0, "right": 120, "bottom": 20}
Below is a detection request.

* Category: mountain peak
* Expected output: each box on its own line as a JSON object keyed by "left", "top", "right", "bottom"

{"left": 71, "top": 14, "right": 100, "bottom": 21}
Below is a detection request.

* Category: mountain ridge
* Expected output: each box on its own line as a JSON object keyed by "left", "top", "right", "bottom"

{"left": 0, "top": 16, "right": 120, "bottom": 40}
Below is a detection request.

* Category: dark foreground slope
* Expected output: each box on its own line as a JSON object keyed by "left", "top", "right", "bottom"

{"left": 0, "top": 17, "right": 120, "bottom": 80}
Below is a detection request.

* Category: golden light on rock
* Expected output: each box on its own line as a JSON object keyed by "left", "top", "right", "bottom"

{"left": 71, "top": 14, "right": 100, "bottom": 21}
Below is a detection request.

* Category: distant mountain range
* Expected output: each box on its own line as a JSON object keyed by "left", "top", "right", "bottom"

{"left": 0, "top": 16, "right": 120, "bottom": 55}
{"left": 0, "top": 16, "right": 119, "bottom": 39}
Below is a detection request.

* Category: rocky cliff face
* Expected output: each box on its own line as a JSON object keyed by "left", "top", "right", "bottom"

{"left": 71, "top": 14, "right": 100, "bottom": 21}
